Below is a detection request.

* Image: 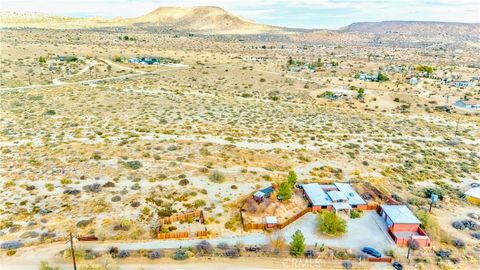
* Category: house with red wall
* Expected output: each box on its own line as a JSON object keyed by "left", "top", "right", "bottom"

{"left": 302, "top": 183, "right": 367, "bottom": 214}
{"left": 380, "top": 205, "right": 431, "bottom": 248}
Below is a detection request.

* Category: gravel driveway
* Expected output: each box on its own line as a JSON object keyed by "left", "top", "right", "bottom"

{"left": 281, "top": 211, "right": 396, "bottom": 253}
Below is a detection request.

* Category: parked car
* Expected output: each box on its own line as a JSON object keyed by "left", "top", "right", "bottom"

{"left": 245, "top": 246, "right": 261, "bottom": 252}
{"left": 361, "top": 247, "right": 381, "bottom": 258}
{"left": 392, "top": 261, "right": 403, "bottom": 270}
{"left": 304, "top": 250, "right": 316, "bottom": 258}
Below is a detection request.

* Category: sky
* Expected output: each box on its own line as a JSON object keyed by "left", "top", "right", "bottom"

{"left": 1, "top": 0, "right": 479, "bottom": 29}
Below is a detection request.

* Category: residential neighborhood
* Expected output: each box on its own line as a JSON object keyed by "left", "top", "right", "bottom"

{"left": 1, "top": 2, "right": 479, "bottom": 270}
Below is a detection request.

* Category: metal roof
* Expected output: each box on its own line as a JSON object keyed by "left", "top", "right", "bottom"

{"left": 303, "top": 183, "right": 332, "bottom": 206}
{"left": 334, "top": 183, "right": 367, "bottom": 206}
{"left": 465, "top": 187, "right": 480, "bottom": 199}
{"left": 265, "top": 216, "right": 277, "bottom": 224}
{"left": 260, "top": 186, "right": 274, "bottom": 195}
{"left": 327, "top": 190, "right": 348, "bottom": 202}
{"left": 253, "top": 191, "right": 265, "bottom": 198}
{"left": 332, "top": 202, "right": 352, "bottom": 210}
{"left": 381, "top": 205, "right": 421, "bottom": 224}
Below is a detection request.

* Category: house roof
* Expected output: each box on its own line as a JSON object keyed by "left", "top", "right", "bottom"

{"left": 254, "top": 186, "right": 273, "bottom": 198}
{"left": 327, "top": 190, "right": 348, "bottom": 202}
{"left": 260, "top": 186, "right": 274, "bottom": 195}
{"left": 265, "top": 216, "right": 277, "bottom": 224}
{"left": 462, "top": 100, "right": 480, "bottom": 105}
{"left": 381, "top": 205, "right": 421, "bottom": 224}
{"left": 303, "top": 183, "right": 332, "bottom": 206}
{"left": 465, "top": 187, "right": 480, "bottom": 199}
{"left": 332, "top": 202, "right": 352, "bottom": 210}
{"left": 334, "top": 183, "right": 367, "bottom": 205}
{"left": 253, "top": 191, "right": 265, "bottom": 198}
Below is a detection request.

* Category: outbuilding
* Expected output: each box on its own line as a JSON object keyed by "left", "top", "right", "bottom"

{"left": 465, "top": 187, "right": 480, "bottom": 205}
{"left": 454, "top": 99, "right": 480, "bottom": 110}
{"left": 253, "top": 186, "right": 274, "bottom": 203}
{"left": 380, "top": 205, "right": 431, "bottom": 247}
{"left": 265, "top": 216, "right": 278, "bottom": 229}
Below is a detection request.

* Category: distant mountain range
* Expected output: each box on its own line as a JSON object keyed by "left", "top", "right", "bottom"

{"left": 341, "top": 21, "right": 480, "bottom": 35}
{"left": 1, "top": 6, "right": 479, "bottom": 38}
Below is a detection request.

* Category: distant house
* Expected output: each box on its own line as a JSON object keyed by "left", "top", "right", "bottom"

{"left": 380, "top": 205, "right": 431, "bottom": 247}
{"left": 301, "top": 183, "right": 367, "bottom": 214}
{"left": 358, "top": 73, "right": 379, "bottom": 82}
{"left": 465, "top": 187, "right": 480, "bottom": 205}
{"left": 454, "top": 99, "right": 480, "bottom": 110}
{"left": 253, "top": 186, "right": 274, "bottom": 203}
{"left": 409, "top": 77, "right": 418, "bottom": 85}
{"left": 455, "top": 81, "right": 476, "bottom": 87}
{"left": 57, "top": 56, "right": 78, "bottom": 62}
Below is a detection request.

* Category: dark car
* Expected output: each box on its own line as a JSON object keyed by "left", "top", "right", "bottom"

{"left": 245, "top": 246, "right": 261, "bottom": 252}
{"left": 361, "top": 247, "right": 381, "bottom": 258}
{"left": 392, "top": 261, "right": 403, "bottom": 270}
{"left": 304, "top": 249, "right": 316, "bottom": 258}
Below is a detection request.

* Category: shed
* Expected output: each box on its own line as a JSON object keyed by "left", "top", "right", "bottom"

{"left": 380, "top": 205, "right": 420, "bottom": 229}
{"left": 465, "top": 187, "right": 480, "bottom": 205}
{"left": 253, "top": 186, "right": 274, "bottom": 202}
{"left": 265, "top": 216, "right": 278, "bottom": 228}
{"left": 380, "top": 205, "right": 431, "bottom": 248}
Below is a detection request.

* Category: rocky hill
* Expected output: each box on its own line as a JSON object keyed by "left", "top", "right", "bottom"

{"left": 0, "top": 6, "right": 282, "bottom": 34}
{"left": 342, "top": 21, "right": 480, "bottom": 36}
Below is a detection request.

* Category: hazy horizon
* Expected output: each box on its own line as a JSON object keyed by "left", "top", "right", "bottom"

{"left": 1, "top": 0, "right": 479, "bottom": 29}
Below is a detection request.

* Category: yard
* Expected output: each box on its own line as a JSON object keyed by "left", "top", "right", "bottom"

{"left": 281, "top": 211, "right": 397, "bottom": 254}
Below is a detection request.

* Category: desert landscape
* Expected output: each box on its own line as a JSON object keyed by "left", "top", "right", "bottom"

{"left": 0, "top": 4, "right": 479, "bottom": 270}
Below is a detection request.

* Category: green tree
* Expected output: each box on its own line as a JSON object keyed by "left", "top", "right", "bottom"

{"left": 378, "top": 73, "right": 389, "bottom": 82}
{"left": 415, "top": 65, "right": 433, "bottom": 74}
{"left": 317, "top": 211, "right": 347, "bottom": 236}
{"left": 290, "top": 230, "right": 305, "bottom": 256}
{"left": 415, "top": 210, "right": 441, "bottom": 242}
{"left": 38, "top": 56, "right": 46, "bottom": 64}
{"left": 356, "top": 88, "right": 365, "bottom": 100}
{"left": 287, "top": 56, "right": 294, "bottom": 66}
{"left": 287, "top": 171, "right": 297, "bottom": 187}
{"left": 278, "top": 181, "right": 292, "bottom": 200}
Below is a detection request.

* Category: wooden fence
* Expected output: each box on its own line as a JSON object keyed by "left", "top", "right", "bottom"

{"left": 278, "top": 207, "right": 312, "bottom": 229}
{"left": 77, "top": 235, "right": 98, "bottom": 241}
{"left": 157, "top": 230, "right": 209, "bottom": 239}
{"left": 195, "top": 230, "right": 208, "bottom": 237}
{"left": 243, "top": 223, "right": 265, "bottom": 230}
{"left": 368, "top": 257, "right": 392, "bottom": 263}
{"left": 243, "top": 207, "right": 312, "bottom": 231}
{"left": 365, "top": 203, "right": 379, "bottom": 211}
{"left": 157, "top": 231, "right": 189, "bottom": 239}
{"left": 159, "top": 210, "right": 204, "bottom": 225}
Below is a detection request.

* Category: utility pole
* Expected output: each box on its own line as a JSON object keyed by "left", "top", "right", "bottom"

{"left": 454, "top": 117, "right": 460, "bottom": 138}
{"left": 407, "top": 235, "right": 413, "bottom": 260}
{"left": 69, "top": 232, "right": 77, "bottom": 270}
